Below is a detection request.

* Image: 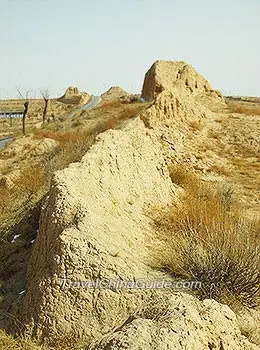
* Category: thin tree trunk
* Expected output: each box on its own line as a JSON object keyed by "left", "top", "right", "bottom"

{"left": 42, "top": 98, "right": 49, "bottom": 123}
{"left": 23, "top": 101, "right": 29, "bottom": 135}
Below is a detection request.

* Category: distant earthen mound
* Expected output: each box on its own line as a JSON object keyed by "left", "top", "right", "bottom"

{"left": 101, "top": 86, "right": 129, "bottom": 101}
{"left": 141, "top": 60, "right": 223, "bottom": 105}
{"left": 101, "top": 87, "right": 143, "bottom": 104}
{"left": 64, "top": 86, "right": 80, "bottom": 97}
{"left": 57, "top": 86, "right": 89, "bottom": 105}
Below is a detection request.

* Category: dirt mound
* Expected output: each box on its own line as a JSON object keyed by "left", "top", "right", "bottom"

{"left": 140, "top": 62, "right": 260, "bottom": 213}
{"left": 57, "top": 86, "right": 89, "bottom": 105}
{"left": 101, "top": 86, "right": 129, "bottom": 101}
{"left": 63, "top": 86, "right": 80, "bottom": 98}
{"left": 141, "top": 60, "right": 224, "bottom": 106}
{"left": 89, "top": 294, "right": 258, "bottom": 350}
{"left": 19, "top": 118, "right": 175, "bottom": 342}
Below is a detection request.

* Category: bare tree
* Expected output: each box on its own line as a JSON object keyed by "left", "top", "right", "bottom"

{"left": 41, "top": 89, "right": 49, "bottom": 123}
{"left": 22, "top": 101, "right": 29, "bottom": 135}
{"left": 16, "top": 88, "right": 29, "bottom": 135}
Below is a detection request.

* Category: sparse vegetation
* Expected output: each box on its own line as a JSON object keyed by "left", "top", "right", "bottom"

{"left": 0, "top": 165, "right": 45, "bottom": 210}
{"left": 0, "top": 329, "right": 41, "bottom": 350}
{"left": 41, "top": 89, "right": 50, "bottom": 123}
{"left": 226, "top": 99, "right": 260, "bottom": 116}
{"left": 188, "top": 119, "right": 204, "bottom": 131}
{"left": 22, "top": 101, "right": 29, "bottom": 135}
{"left": 168, "top": 163, "right": 199, "bottom": 192}
{"left": 0, "top": 328, "right": 88, "bottom": 350}
{"left": 210, "top": 164, "right": 231, "bottom": 177}
{"left": 154, "top": 164, "right": 260, "bottom": 308}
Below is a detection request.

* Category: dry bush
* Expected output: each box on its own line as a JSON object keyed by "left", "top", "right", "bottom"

{"left": 95, "top": 100, "right": 122, "bottom": 110}
{"left": 40, "top": 122, "right": 110, "bottom": 179}
{"left": 119, "top": 104, "right": 145, "bottom": 120}
{"left": 0, "top": 329, "right": 42, "bottom": 350}
{"left": 0, "top": 164, "right": 45, "bottom": 230}
{"left": 168, "top": 163, "right": 200, "bottom": 194}
{"left": 103, "top": 118, "right": 117, "bottom": 130}
{"left": 207, "top": 128, "right": 219, "bottom": 139}
{"left": 188, "top": 119, "right": 204, "bottom": 131}
{"left": 47, "top": 333, "right": 90, "bottom": 350}
{"left": 154, "top": 166, "right": 259, "bottom": 307}
{"left": 95, "top": 101, "right": 146, "bottom": 120}
{"left": 33, "top": 129, "right": 84, "bottom": 145}
{"left": 15, "top": 165, "right": 45, "bottom": 202}
{"left": 33, "top": 129, "right": 95, "bottom": 176}
{"left": 0, "top": 186, "right": 11, "bottom": 214}
{"left": 210, "top": 164, "right": 231, "bottom": 177}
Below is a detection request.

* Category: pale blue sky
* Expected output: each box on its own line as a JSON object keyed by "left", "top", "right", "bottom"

{"left": 1, "top": 0, "right": 259, "bottom": 98}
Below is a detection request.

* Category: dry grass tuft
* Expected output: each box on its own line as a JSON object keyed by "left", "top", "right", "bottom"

{"left": 0, "top": 164, "right": 45, "bottom": 219}
{"left": 95, "top": 101, "right": 146, "bottom": 120}
{"left": 0, "top": 186, "right": 11, "bottom": 214}
{"left": 0, "top": 329, "right": 88, "bottom": 350}
{"left": 188, "top": 119, "right": 204, "bottom": 131}
{"left": 0, "top": 329, "right": 42, "bottom": 350}
{"left": 168, "top": 163, "right": 200, "bottom": 193}
{"left": 154, "top": 165, "right": 259, "bottom": 307}
{"left": 33, "top": 129, "right": 86, "bottom": 145}
{"left": 16, "top": 165, "right": 45, "bottom": 202}
{"left": 120, "top": 104, "right": 145, "bottom": 120}
{"left": 95, "top": 100, "right": 122, "bottom": 110}
{"left": 210, "top": 164, "right": 231, "bottom": 177}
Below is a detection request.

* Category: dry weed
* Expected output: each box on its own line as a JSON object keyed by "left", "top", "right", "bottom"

{"left": 0, "top": 329, "right": 41, "bottom": 350}
{"left": 95, "top": 101, "right": 122, "bottom": 110}
{"left": 168, "top": 163, "right": 200, "bottom": 194}
{"left": 0, "top": 328, "right": 87, "bottom": 350}
{"left": 154, "top": 166, "right": 259, "bottom": 307}
{"left": 15, "top": 165, "right": 45, "bottom": 202}
{"left": 210, "top": 164, "right": 231, "bottom": 177}
{"left": 188, "top": 119, "right": 204, "bottom": 131}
